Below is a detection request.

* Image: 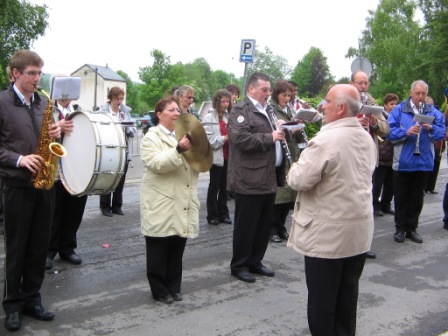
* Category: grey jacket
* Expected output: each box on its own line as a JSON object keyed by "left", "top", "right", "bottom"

{"left": 202, "top": 109, "right": 227, "bottom": 167}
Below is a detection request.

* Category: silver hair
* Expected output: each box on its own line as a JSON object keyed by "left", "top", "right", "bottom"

{"left": 175, "top": 85, "right": 194, "bottom": 98}
{"left": 411, "top": 80, "right": 428, "bottom": 93}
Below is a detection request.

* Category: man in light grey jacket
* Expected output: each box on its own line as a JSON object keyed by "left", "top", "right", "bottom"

{"left": 287, "top": 84, "right": 376, "bottom": 336}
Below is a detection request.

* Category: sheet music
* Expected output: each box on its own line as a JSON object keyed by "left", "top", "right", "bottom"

{"left": 413, "top": 114, "right": 435, "bottom": 124}
{"left": 359, "top": 104, "right": 384, "bottom": 116}
{"left": 50, "top": 76, "right": 81, "bottom": 100}
{"left": 294, "top": 108, "right": 318, "bottom": 122}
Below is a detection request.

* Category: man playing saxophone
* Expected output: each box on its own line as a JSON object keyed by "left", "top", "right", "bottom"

{"left": 0, "top": 50, "right": 59, "bottom": 331}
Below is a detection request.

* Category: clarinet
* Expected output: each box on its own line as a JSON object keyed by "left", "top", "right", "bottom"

{"left": 414, "top": 102, "right": 424, "bottom": 156}
{"left": 266, "top": 105, "right": 294, "bottom": 165}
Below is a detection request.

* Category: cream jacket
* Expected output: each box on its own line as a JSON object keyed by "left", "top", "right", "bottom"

{"left": 140, "top": 126, "right": 200, "bottom": 238}
{"left": 286, "top": 117, "right": 376, "bottom": 258}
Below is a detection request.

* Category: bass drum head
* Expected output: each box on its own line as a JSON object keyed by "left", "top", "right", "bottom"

{"left": 60, "top": 111, "right": 97, "bottom": 195}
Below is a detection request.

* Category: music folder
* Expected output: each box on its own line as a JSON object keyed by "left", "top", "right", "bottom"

{"left": 359, "top": 104, "right": 384, "bottom": 116}
{"left": 294, "top": 108, "right": 318, "bottom": 122}
{"left": 413, "top": 114, "right": 434, "bottom": 124}
{"left": 50, "top": 76, "right": 81, "bottom": 100}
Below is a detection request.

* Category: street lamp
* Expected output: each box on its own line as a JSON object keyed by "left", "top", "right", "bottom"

{"left": 84, "top": 67, "right": 99, "bottom": 111}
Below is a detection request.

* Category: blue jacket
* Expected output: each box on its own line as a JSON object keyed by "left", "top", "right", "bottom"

{"left": 387, "top": 98, "right": 445, "bottom": 172}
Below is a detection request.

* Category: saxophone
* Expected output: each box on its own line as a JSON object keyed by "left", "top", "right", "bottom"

{"left": 32, "top": 87, "right": 67, "bottom": 190}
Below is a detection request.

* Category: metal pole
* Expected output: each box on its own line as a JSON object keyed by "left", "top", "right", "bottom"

{"left": 94, "top": 67, "right": 98, "bottom": 111}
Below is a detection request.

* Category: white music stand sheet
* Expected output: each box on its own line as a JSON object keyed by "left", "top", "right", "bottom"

{"left": 50, "top": 76, "right": 81, "bottom": 100}
{"left": 413, "top": 114, "right": 434, "bottom": 124}
{"left": 280, "top": 121, "right": 305, "bottom": 132}
{"left": 359, "top": 104, "right": 384, "bottom": 116}
{"left": 295, "top": 108, "right": 318, "bottom": 122}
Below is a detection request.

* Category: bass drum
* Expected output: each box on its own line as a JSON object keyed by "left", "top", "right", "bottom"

{"left": 59, "top": 111, "right": 126, "bottom": 196}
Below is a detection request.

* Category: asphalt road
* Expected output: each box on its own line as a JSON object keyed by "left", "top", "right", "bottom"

{"left": 0, "top": 132, "right": 447, "bottom": 336}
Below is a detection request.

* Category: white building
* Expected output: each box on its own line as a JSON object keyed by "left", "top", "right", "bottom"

{"left": 71, "top": 64, "right": 126, "bottom": 111}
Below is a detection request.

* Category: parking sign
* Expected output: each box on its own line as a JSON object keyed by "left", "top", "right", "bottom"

{"left": 240, "top": 39, "right": 256, "bottom": 63}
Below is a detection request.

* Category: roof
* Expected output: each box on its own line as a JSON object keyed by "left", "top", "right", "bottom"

{"left": 71, "top": 64, "right": 126, "bottom": 82}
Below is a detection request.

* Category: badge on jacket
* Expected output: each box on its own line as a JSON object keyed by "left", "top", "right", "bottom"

{"left": 237, "top": 116, "right": 244, "bottom": 123}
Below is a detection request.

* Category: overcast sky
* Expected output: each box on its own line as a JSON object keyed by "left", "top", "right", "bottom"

{"left": 29, "top": 0, "right": 380, "bottom": 83}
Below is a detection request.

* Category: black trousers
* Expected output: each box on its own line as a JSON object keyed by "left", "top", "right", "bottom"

{"left": 48, "top": 181, "right": 88, "bottom": 257}
{"left": 372, "top": 165, "right": 394, "bottom": 211}
{"left": 206, "top": 162, "right": 229, "bottom": 221}
{"left": 145, "top": 235, "right": 187, "bottom": 300}
{"left": 230, "top": 193, "right": 275, "bottom": 273}
{"left": 100, "top": 160, "right": 128, "bottom": 211}
{"left": 425, "top": 156, "right": 441, "bottom": 192}
{"left": 394, "top": 171, "right": 429, "bottom": 231}
{"left": 270, "top": 202, "right": 291, "bottom": 235}
{"left": 2, "top": 185, "right": 53, "bottom": 314}
{"left": 304, "top": 253, "right": 367, "bottom": 336}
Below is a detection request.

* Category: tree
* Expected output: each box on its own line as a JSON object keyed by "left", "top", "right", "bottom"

{"left": 116, "top": 70, "right": 143, "bottom": 115}
{"left": 291, "top": 47, "right": 333, "bottom": 98}
{"left": 250, "top": 46, "right": 291, "bottom": 83}
{"left": 346, "top": 0, "right": 422, "bottom": 100}
{"left": 0, "top": 0, "right": 49, "bottom": 87}
{"left": 418, "top": 0, "right": 448, "bottom": 106}
{"left": 184, "top": 58, "right": 215, "bottom": 101}
{"left": 138, "top": 49, "right": 186, "bottom": 109}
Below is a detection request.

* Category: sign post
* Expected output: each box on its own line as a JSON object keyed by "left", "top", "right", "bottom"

{"left": 240, "top": 39, "right": 256, "bottom": 93}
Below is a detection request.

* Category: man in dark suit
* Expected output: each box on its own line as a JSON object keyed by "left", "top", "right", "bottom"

{"left": 227, "top": 72, "right": 285, "bottom": 283}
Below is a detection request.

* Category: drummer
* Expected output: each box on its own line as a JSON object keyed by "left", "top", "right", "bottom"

{"left": 98, "top": 87, "right": 136, "bottom": 217}
{"left": 140, "top": 96, "right": 199, "bottom": 304}
{"left": 46, "top": 96, "right": 88, "bottom": 270}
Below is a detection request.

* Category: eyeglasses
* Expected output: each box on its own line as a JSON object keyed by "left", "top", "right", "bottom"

{"left": 185, "top": 96, "right": 195, "bottom": 100}
{"left": 22, "top": 71, "right": 43, "bottom": 77}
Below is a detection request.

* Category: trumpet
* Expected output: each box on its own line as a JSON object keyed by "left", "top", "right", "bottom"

{"left": 414, "top": 102, "right": 424, "bottom": 156}
{"left": 266, "top": 105, "right": 294, "bottom": 165}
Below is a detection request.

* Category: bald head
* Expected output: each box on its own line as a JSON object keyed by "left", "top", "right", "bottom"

{"left": 323, "top": 84, "right": 360, "bottom": 124}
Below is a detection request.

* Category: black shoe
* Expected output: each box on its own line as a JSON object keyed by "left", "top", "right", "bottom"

{"left": 250, "top": 266, "right": 275, "bottom": 277}
{"left": 231, "top": 270, "right": 256, "bottom": 283}
{"left": 172, "top": 293, "right": 183, "bottom": 301}
{"left": 374, "top": 210, "right": 384, "bottom": 217}
{"left": 5, "top": 312, "right": 21, "bottom": 331}
{"left": 45, "top": 257, "right": 54, "bottom": 270}
{"left": 366, "top": 251, "right": 377, "bottom": 259}
{"left": 444, "top": 223, "right": 448, "bottom": 231}
{"left": 426, "top": 190, "right": 438, "bottom": 194}
{"left": 219, "top": 218, "right": 232, "bottom": 224}
{"left": 278, "top": 231, "right": 289, "bottom": 240}
{"left": 101, "top": 208, "right": 113, "bottom": 217}
{"left": 22, "top": 305, "right": 55, "bottom": 321}
{"left": 112, "top": 208, "right": 124, "bottom": 215}
{"left": 207, "top": 218, "right": 219, "bottom": 225}
{"left": 394, "top": 230, "right": 405, "bottom": 243}
{"left": 60, "top": 252, "right": 82, "bottom": 265}
{"left": 157, "top": 295, "right": 173, "bottom": 304}
{"left": 382, "top": 207, "right": 395, "bottom": 215}
{"left": 405, "top": 230, "right": 423, "bottom": 243}
{"left": 269, "top": 234, "right": 282, "bottom": 243}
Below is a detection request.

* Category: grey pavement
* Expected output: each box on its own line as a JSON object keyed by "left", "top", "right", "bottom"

{"left": 1, "top": 131, "right": 448, "bottom": 335}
